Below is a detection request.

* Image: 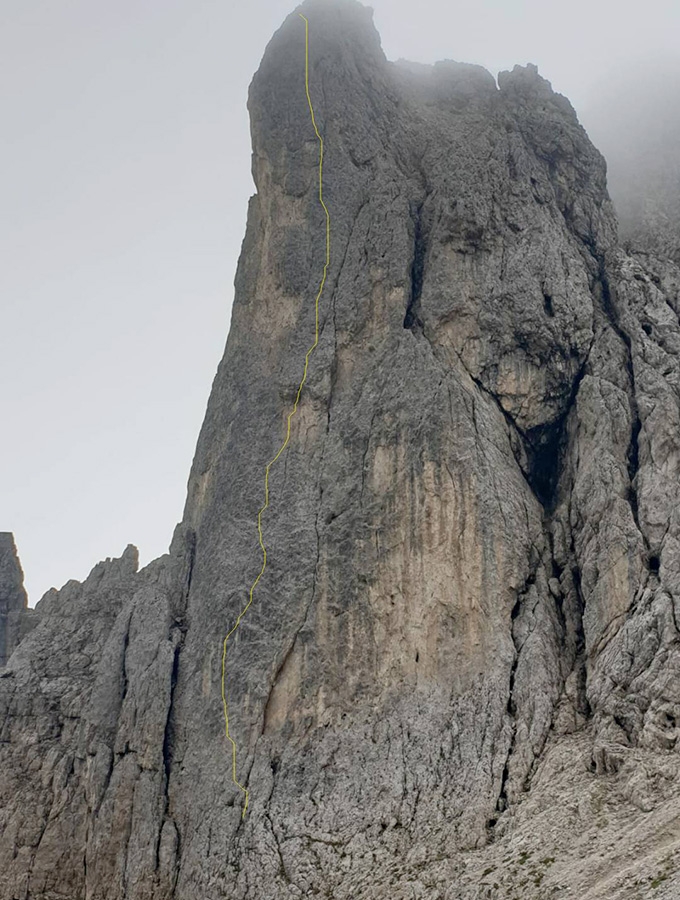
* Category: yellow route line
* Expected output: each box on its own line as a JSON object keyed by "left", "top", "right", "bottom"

{"left": 220, "top": 11, "right": 331, "bottom": 820}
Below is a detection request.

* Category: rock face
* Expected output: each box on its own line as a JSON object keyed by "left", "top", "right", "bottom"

{"left": 0, "top": 533, "right": 30, "bottom": 669}
{"left": 2, "top": 1, "right": 680, "bottom": 898}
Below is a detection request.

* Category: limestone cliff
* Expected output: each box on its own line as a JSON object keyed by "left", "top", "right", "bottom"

{"left": 2, "top": 2, "right": 680, "bottom": 898}
{"left": 0, "top": 534, "right": 30, "bottom": 669}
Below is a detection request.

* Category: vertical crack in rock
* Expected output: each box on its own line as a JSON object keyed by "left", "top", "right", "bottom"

{"left": 404, "top": 199, "right": 428, "bottom": 331}
{"left": 569, "top": 561, "right": 591, "bottom": 718}
{"left": 264, "top": 810, "right": 290, "bottom": 886}
{"left": 584, "top": 246, "right": 649, "bottom": 553}
{"left": 599, "top": 270, "right": 644, "bottom": 529}
{"left": 494, "top": 556, "right": 540, "bottom": 823}
{"left": 524, "top": 363, "right": 586, "bottom": 510}
{"left": 549, "top": 530, "right": 590, "bottom": 722}
{"left": 155, "top": 528, "right": 194, "bottom": 879}
{"left": 159, "top": 644, "right": 181, "bottom": 836}
{"left": 525, "top": 423, "right": 565, "bottom": 509}
{"left": 120, "top": 615, "right": 131, "bottom": 712}
{"left": 494, "top": 593, "right": 523, "bottom": 820}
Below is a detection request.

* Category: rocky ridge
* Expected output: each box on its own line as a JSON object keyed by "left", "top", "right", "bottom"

{"left": 2, "top": 2, "right": 680, "bottom": 898}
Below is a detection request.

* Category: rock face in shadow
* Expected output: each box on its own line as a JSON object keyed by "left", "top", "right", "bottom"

{"left": 2, "top": 1, "right": 680, "bottom": 898}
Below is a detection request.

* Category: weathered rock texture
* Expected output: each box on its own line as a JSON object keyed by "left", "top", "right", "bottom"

{"left": 2, "top": 1, "right": 680, "bottom": 898}
{"left": 0, "top": 533, "right": 31, "bottom": 669}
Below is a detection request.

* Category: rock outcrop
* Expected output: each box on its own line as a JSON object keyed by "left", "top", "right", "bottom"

{"left": 0, "top": 533, "right": 31, "bottom": 669}
{"left": 2, "top": 1, "right": 680, "bottom": 898}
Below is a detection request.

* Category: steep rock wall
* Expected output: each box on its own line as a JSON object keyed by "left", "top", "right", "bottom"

{"left": 2, "top": 2, "right": 680, "bottom": 898}
{"left": 0, "top": 533, "right": 31, "bottom": 669}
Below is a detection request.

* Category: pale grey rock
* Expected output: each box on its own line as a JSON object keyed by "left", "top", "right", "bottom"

{"left": 0, "top": 530, "right": 195, "bottom": 899}
{"left": 1, "top": 1, "right": 680, "bottom": 898}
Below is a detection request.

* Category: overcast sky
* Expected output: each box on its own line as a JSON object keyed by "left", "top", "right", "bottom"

{"left": 2, "top": 0, "right": 678, "bottom": 604}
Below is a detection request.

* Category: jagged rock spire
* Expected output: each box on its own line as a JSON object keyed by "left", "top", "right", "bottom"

{"left": 0, "top": 533, "right": 28, "bottom": 668}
